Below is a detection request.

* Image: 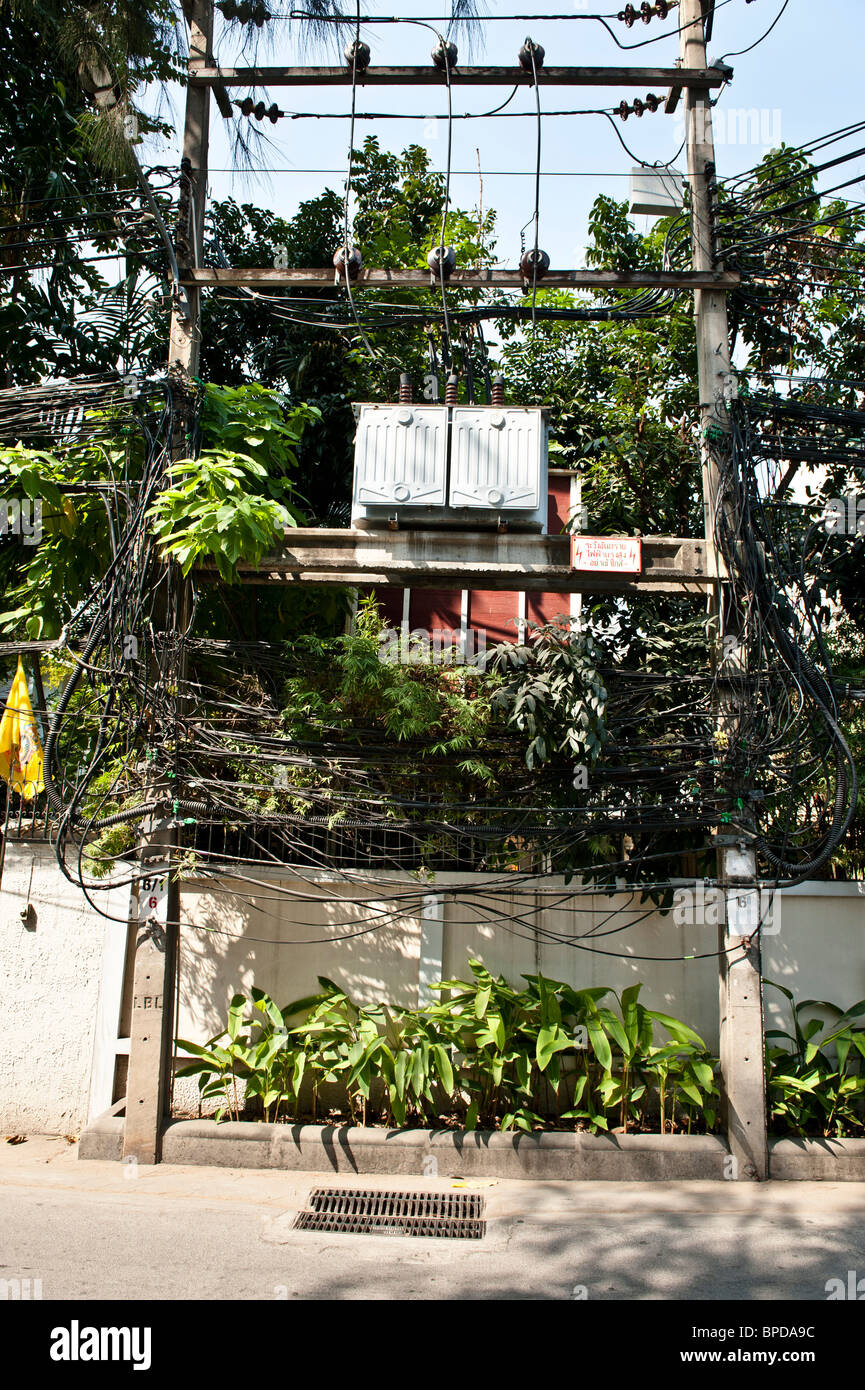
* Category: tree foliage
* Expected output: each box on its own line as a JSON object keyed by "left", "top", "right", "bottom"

{"left": 200, "top": 137, "right": 496, "bottom": 525}
{"left": 147, "top": 384, "right": 318, "bottom": 582}
{"left": 0, "top": 1, "right": 180, "bottom": 384}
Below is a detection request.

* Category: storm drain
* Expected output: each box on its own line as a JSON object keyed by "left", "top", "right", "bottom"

{"left": 293, "top": 1187, "right": 486, "bottom": 1239}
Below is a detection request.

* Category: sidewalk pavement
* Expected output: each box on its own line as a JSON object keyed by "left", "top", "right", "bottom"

{"left": 1, "top": 1135, "right": 864, "bottom": 1301}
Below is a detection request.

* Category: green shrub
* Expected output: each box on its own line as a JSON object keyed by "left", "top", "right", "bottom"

{"left": 764, "top": 979, "right": 865, "bottom": 1137}
{"left": 177, "top": 964, "right": 719, "bottom": 1134}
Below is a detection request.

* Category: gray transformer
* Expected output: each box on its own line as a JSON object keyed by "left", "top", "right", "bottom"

{"left": 351, "top": 402, "right": 549, "bottom": 532}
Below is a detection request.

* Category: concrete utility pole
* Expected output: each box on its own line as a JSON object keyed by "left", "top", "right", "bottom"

{"left": 168, "top": 0, "right": 212, "bottom": 376}
{"left": 123, "top": 0, "right": 213, "bottom": 1164}
{"left": 679, "top": 0, "right": 767, "bottom": 1180}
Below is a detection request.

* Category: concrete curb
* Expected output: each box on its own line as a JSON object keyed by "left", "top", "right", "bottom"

{"left": 78, "top": 1114, "right": 125, "bottom": 1163}
{"left": 80, "top": 1115, "right": 728, "bottom": 1179}
{"left": 768, "top": 1136, "right": 865, "bottom": 1181}
{"left": 165, "top": 1121, "right": 731, "bottom": 1179}
{"left": 79, "top": 1117, "right": 865, "bottom": 1179}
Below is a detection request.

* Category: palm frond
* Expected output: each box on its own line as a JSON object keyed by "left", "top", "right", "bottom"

{"left": 293, "top": 0, "right": 356, "bottom": 55}
{"left": 447, "top": 0, "right": 487, "bottom": 57}
{"left": 228, "top": 114, "right": 279, "bottom": 183}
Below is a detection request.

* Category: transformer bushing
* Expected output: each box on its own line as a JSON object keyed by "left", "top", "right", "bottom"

{"left": 344, "top": 40, "right": 370, "bottom": 72}
{"left": 520, "top": 248, "right": 550, "bottom": 281}
{"left": 431, "top": 39, "right": 458, "bottom": 70}
{"left": 427, "top": 245, "right": 457, "bottom": 280}
{"left": 518, "top": 38, "right": 545, "bottom": 72}
{"left": 332, "top": 246, "right": 363, "bottom": 280}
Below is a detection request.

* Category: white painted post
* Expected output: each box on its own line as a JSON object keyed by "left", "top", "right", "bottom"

{"left": 569, "top": 473, "right": 582, "bottom": 626}
{"left": 87, "top": 905, "right": 134, "bottom": 1122}
{"left": 517, "top": 589, "right": 527, "bottom": 644}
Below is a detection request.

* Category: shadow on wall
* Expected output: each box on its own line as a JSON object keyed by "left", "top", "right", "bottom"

{"left": 172, "top": 871, "right": 428, "bottom": 1116}
{"left": 174, "top": 874, "right": 723, "bottom": 1050}
{"left": 176, "top": 872, "right": 426, "bottom": 1044}
{"left": 443, "top": 886, "right": 721, "bottom": 1052}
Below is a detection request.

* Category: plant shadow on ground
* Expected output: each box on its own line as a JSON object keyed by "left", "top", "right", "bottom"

{"left": 260, "top": 1181, "right": 865, "bottom": 1301}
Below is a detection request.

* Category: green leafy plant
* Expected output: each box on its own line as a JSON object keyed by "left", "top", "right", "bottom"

{"left": 147, "top": 450, "right": 294, "bottom": 582}
{"left": 0, "top": 442, "right": 124, "bottom": 638}
{"left": 642, "top": 1042, "right": 719, "bottom": 1135}
{"left": 425, "top": 961, "right": 547, "bottom": 1132}
{"left": 147, "top": 386, "right": 319, "bottom": 582}
{"left": 176, "top": 966, "right": 719, "bottom": 1136}
{"left": 80, "top": 768, "right": 145, "bottom": 877}
{"left": 597, "top": 985, "right": 716, "bottom": 1134}
{"left": 281, "top": 595, "right": 499, "bottom": 752}
{"left": 176, "top": 993, "right": 259, "bottom": 1123}
{"left": 490, "top": 619, "right": 609, "bottom": 770}
{"left": 296, "top": 979, "right": 456, "bottom": 1127}
{"left": 764, "top": 979, "right": 865, "bottom": 1137}
{"left": 177, "top": 986, "right": 323, "bottom": 1124}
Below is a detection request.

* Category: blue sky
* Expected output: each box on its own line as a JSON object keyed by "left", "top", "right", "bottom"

{"left": 150, "top": 0, "right": 864, "bottom": 271}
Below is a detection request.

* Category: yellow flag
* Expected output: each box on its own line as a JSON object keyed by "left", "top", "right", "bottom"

{"left": 0, "top": 657, "right": 45, "bottom": 800}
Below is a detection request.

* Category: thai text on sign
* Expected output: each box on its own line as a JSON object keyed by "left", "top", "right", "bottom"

{"left": 570, "top": 536, "right": 642, "bottom": 573}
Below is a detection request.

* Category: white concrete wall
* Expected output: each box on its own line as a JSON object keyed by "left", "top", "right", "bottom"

{"left": 173, "top": 873, "right": 425, "bottom": 1115}
{"left": 0, "top": 840, "right": 130, "bottom": 1134}
{"left": 763, "top": 882, "right": 865, "bottom": 1032}
{"left": 441, "top": 883, "right": 719, "bottom": 1044}
{"left": 2, "top": 849, "right": 862, "bottom": 1130}
{"left": 175, "top": 873, "right": 865, "bottom": 1060}
{"left": 177, "top": 873, "right": 424, "bottom": 1041}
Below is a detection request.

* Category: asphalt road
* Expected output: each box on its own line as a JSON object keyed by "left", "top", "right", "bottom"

{"left": 1, "top": 1136, "right": 864, "bottom": 1301}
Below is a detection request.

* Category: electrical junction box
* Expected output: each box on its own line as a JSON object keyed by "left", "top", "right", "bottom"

{"left": 450, "top": 408, "right": 546, "bottom": 526}
{"left": 352, "top": 404, "right": 448, "bottom": 514}
{"left": 351, "top": 403, "right": 548, "bottom": 532}
{"left": 629, "top": 165, "right": 684, "bottom": 218}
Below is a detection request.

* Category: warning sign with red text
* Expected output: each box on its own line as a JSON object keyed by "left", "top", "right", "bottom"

{"left": 570, "top": 536, "right": 642, "bottom": 573}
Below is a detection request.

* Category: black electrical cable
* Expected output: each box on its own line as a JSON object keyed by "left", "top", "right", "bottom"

{"left": 339, "top": 0, "right": 380, "bottom": 362}
{"left": 717, "top": 0, "right": 791, "bottom": 63}
{"left": 527, "top": 37, "right": 541, "bottom": 331}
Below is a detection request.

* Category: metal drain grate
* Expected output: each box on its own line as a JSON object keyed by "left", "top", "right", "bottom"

{"left": 309, "top": 1188, "right": 485, "bottom": 1219}
{"left": 293, "top": 1187, "right": 486, "bottom": 1239}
